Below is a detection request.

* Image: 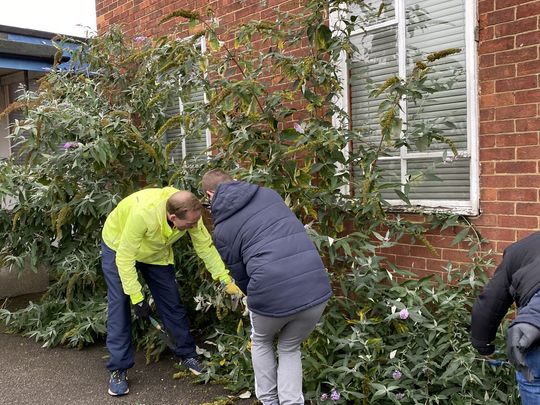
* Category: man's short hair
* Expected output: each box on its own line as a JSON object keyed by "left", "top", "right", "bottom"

{"left": 202, "top": 169, "right": 234, "bottom": 193}
{"left": 166, "top": 190, "right": 202, "bottom": 219}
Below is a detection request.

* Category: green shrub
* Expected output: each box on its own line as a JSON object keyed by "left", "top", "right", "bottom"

{"left": 0, "top": 1, "right": 518, "bottom": 403}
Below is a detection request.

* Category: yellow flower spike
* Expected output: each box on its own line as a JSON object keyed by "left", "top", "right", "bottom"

{"left": 236, "top": 319, "right": 244, "bottom": 334}
{"left": 11, "top": 210, "right": 22, "bottom": 231}
{"left": 393, "top": 320, "right": 409, "bottom": 334}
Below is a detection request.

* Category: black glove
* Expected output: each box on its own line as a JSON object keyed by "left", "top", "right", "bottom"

{"left": 506, "top": 323, "right": 540, "bottom": 382}
{"left": 133, "top": 300, "right": 151, "bottom": 320}
{"left": 475, "top": 342, "right": 496, "bottom": 356}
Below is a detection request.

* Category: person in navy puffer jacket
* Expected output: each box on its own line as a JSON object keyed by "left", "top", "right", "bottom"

{"left": 202, "top": 169, "right": 332, "bottom": 405}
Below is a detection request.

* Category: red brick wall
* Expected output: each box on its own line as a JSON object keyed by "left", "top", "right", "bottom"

{"left": 476, "top": 0, "right": 540, "bottom": 260}
{"left": 96, "top": 0, "right": 305, "bottom": 37}
{"left": 95, "top": 0, "right": 540, "bottom": 275}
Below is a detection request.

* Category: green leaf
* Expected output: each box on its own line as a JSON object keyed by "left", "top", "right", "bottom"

{"left": 451, "top": 227, "right": 470, "bottom": 246}
{"left": 315, "top": 25, "right": 332, "bottom": 51}
{"left": 394, "top": 189, "right": 411, "bottom": 205}
{"left": 208, "top": 31, "right": 221, "bottom": 51}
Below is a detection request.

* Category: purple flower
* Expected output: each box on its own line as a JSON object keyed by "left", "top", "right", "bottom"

{"left": 320, "top": 393, "right": 328, "bottom": 401}
{"left": 134, "top": 36, "right": 147, "bottom": 43}
{"left": 399, "top": 308, "right": 409, "bottom": 320}
{"left": 392, "top": 370, "right": 402, "bottom": 380}
{"left": 293, "top": 122, "right": 304, "bottom": 133}
{"left": 330, "top": 389, "right": 340, "bottom": 401}
{"left": 396, "top": 392, "right": 405, "bottom": 400}
{"left": 63, "top": 142, "right": 77, "bottom": 150}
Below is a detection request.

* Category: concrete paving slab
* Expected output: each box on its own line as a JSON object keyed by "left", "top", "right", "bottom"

{"left": 0, "top": 332, "right": 253, "bottom": 405}
{"left": 0, "top": 294, "right": 255, "bottom": 405}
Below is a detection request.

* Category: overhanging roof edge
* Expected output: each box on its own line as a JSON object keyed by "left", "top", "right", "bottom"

{"left": 0, "top": 24, "right": 86, "bottom": 41}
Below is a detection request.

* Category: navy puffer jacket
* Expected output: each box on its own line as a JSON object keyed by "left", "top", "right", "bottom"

{"left": 210, "top": 181, "right": 332, "bottom": 317}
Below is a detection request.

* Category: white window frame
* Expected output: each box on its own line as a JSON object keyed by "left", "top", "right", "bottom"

{"left": 332, "top": 0, "right": 479, "bottom": 215}
{"left": 178, "top": 37, "right": 211, "bottom": 159}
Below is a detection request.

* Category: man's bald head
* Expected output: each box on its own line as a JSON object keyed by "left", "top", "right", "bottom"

{"left": 202, "top": 169, "right": 233, "bottom": 194}
{"left": 166, "top": 190, "right": 202, "bottom": 219}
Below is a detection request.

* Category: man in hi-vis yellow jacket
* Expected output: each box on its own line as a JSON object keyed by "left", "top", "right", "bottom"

{"left": 101, "top": 187, "right": 241, "bottom": 396}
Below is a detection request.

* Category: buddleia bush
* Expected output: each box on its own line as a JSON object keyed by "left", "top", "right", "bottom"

{"left": 0, "top": 0, "right": 518, "bottom": 403}
{"left": 0, "top": 28, "right": 211, "bottom": 351}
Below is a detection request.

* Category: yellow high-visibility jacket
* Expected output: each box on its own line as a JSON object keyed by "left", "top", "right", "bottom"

{"left": 102, "top": 187, "right": 230, "bottom": 304}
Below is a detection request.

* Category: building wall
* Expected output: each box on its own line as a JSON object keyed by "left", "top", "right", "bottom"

{"left": 96, "top": 0, "right": 304, "bottom": 38}
{"left": 96, "top": 0, "right": 540, "bottom": 275}
{"left": 477, "top": 0, "right": 540, "bottom": 250}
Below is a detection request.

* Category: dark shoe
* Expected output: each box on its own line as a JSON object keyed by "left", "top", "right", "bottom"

{"left": 181, "top": 357, "right": 204, "bottom": 375}
{"left": 108, "top": 369, "right": 129, "bottom": 396}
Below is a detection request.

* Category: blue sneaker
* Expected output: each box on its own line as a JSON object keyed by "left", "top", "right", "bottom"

{"left": 108, "top": 369, "right": 129, "bottom": 396}
{"left": 181, "top": 357, "right": 204, "bottom": 375}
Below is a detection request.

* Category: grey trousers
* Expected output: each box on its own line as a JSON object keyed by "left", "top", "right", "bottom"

{"left": 249, "top": 302, "right": 328, "bottom": 405}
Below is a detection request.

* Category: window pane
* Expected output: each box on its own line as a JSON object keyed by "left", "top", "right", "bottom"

{"left": 377, "top": 158, "right": 402, "bottom": 200}
{"left": 352, "top": 158, "right": 402, "bottom": 200}
{"left": 182, "top": 88, "right": 208, "bottom": 157}
{"left": 405, "top": 0, "right": 467, "bottom": 152}
{"left": 350, "top": 28, "right": 398, "bottom": 150}
{"left": 163, "top": 96, "right": 183, "bottom": 162}
{"left": 350, "top": 0, "right": 396, "bottom": 27}
{"left": 164, "top": 88, "right": 208, "bottom": 161}
{"left": 164, "top": 39, "right": 209, "bottom": 161}
{"left": 407, "top": 156, "right": 470, "bottom": 200}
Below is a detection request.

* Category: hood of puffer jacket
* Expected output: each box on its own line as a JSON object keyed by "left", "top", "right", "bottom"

{"left": 211, "top": 181, "right": 259, "bottom": 225}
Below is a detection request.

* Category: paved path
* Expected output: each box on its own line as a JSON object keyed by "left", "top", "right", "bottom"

{"left": 0, "top": 331, "right": 252, "bottom": 405}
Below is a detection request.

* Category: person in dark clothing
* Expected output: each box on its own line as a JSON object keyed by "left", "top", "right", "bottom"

{"left": 471, "top": 231, "right": 540, "bottom": 404}
{"left": 201, "top": 169, "right": 333, "bottom": 405}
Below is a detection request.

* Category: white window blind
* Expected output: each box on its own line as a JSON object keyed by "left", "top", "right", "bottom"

{"left": 163, "top": 87, "right": 210, "bottom": 162}
{"left": 347, "top": 0, "right": 478, "bottom": 214}
{"left": 164, "top": 39, "right": 210, "bottom": 162}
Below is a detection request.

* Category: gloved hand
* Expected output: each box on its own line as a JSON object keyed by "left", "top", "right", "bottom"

{"left": 507, "top": 323, "right": 540, "bottom": 382}
{"left": 133, "top": 300, "right": 151, "bottom": 320}
{"left": 224, "top": 281, "right": 243, "bottom": 296}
